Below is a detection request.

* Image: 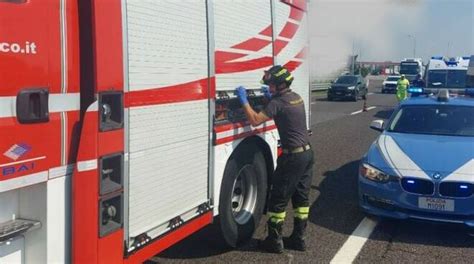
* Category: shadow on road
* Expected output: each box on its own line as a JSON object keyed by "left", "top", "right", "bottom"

{"left": 309, "top": 160, "right": 365, "bottom": 236}
{"left": 371, "top": 217, "right": 474, "bottom": 248}
{"left": 372, "top": 108, "right": 394, "bottom": 119}
{"left": 157, "top": 222, "right": 232, "bottom": 259}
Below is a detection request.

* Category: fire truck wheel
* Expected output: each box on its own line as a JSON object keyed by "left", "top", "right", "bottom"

{"left": 218, "top": 145, "right": 267, "bottom": 247}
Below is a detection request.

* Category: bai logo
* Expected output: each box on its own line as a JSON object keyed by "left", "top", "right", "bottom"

{"left": 2, "top": 143, "right": 35, "bottom": 177}
{"left": 2, "top": 162, "right": 36, "bottom": 177}
{"left": 0, "top": 41, "right": 37, "bottom": 55}
{"left": 4, "top": 143, "right": 32, "bottom": 161}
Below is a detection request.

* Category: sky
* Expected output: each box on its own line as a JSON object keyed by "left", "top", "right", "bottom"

{"left": 308, "top": 0, "right": 474, "bottom": 79}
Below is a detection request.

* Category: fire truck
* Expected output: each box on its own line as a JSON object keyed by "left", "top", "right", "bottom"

{"left": 0, "top": 0, "right": 309, "bottom": 263}
{"left": 399, "top": 58, "right": 425, "bottom": 82}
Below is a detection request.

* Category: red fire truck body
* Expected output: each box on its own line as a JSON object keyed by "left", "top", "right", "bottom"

{"left": 0, "top": 0, "right": 309, "bottom": 263}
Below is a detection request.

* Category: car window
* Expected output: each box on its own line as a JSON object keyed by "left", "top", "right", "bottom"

{"left": 388, "top": 105, "right": 474, "bottom": 137}
{"left": 335, "top": 76, "right": 357, "bottom": 84}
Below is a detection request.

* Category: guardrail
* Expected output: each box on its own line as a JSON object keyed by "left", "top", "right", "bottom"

{"left": 311, "top": 82, "right": 331, "bottom": 92}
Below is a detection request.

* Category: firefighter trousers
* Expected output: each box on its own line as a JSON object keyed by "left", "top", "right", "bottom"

{"left": 267, "top": 149, "right": 314, "bottom": 221}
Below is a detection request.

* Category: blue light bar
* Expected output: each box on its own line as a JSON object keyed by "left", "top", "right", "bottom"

{"left": 465, "top": 88, "right": 474, "bottom": 97}
{"left": 431, "top": 56, "right": 443, "bottom": 60}
{"left": 408, "top": 87, "right": 424, "bottom": 94}
{"left": 462, "top": 56, "right": 470, "bottom": 60}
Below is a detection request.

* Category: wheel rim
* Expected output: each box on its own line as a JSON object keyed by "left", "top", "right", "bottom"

{"left": 231, "top": 165, "right": 258, "bottom": 225}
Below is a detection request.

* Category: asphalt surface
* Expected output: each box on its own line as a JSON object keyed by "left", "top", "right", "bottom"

{"left": 148, "top": 77, "right": 474, "bottom": 263}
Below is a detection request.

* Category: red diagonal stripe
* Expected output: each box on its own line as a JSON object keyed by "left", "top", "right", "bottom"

{"left": 274, "top": 39, "right": 289, "bottom": 55}
{"left": 283, "top": 61, "right": 302, "bottom": 72}
{"left": 232, "top": 37, "right": 272, "bottom": 52}
{"left": 295, "top": 47, "right": 308, "bottom": 59}
{"left": 216, "top": 57, "right": 273, "bottom": 74}
{"left": 215, "top": 51, "right": 248, "bottom": 63}
{"left": 215, "top": 125, "right": 277, "bottom": 145}
{"left": 279, "top": 22, "right": 299, "bottom": 39}
{"left": 289, "top": 6, "right": 305, "bottom": 21}
{"left": 259, "top": 25, "right": 273, "bottom": 37}
{"left": 125, "top": 78, "right": 212, "bottom": 107}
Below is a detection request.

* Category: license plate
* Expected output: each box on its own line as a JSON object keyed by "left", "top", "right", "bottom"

{"left": 418, "top": 197, "right": 454, "bottom": 212}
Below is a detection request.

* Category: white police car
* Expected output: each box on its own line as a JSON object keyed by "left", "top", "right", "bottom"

{"left": 359, "top": 89, "right": 474, "bottom": 227}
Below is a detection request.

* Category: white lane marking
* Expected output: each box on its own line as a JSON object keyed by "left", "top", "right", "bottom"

{"left": 0, "top": 156, "right": 46, "bottom": 167}
{"left": 350, "top": 106, "right": 376, "bottom": 116}
{"left": 330, "top": 217, "right": 378, "bottom": 264}
{"left": 366, "top": 106, "right": 376, "bottom": 111}
{"left": 311, "top": 102, "right": 317, "bottom": 105}
{"left": 351, "top": 110, "right": 363, "bottom": 115}
{"left": 367, "top": 92, "right": 374, "bottom": 95}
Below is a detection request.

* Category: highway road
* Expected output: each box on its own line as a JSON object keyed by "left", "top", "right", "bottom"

{"left": 148, "top": 77, "right": 474, "bottom": 263}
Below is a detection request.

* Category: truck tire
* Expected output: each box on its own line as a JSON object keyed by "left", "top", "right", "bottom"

{"left": 218, "top": 144, "right": 268, "bottom": 247}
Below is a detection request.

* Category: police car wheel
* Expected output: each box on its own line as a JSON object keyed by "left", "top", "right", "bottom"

{"left": 218, "top": 144, "right": 267, "bottom": 247}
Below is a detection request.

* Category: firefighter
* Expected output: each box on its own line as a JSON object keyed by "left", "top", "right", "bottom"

{"left": 234, "top": 65, "right": 314, "bottom": 253}
{"left": 396, "top": 74, "right": 410, "bottom": 102}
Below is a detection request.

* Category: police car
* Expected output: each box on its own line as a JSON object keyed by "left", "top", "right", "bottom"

{"left": 359, "top": 88, "right": 474, "bottom": 227}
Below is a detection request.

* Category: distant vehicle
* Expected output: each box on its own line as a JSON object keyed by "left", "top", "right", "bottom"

{"left": 382, "top": 75, "right": 400, "bottom": 94}
{"left": 327, "top": 75, "right": 368, "bottom": 101}
{"left": 400, "top": 58, "right": 425, "bottom": 82}
{"left": 425, "top": 56, "right": 470, "bottom": 93}
{"left": 359, "top": 89, "right": 474, "bottom": 227}
{"left": 467, "top": 55, "right": 474, "bottom": 87}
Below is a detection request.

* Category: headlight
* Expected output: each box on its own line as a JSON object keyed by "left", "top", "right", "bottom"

{"left": 347, "top": 86, "right": 355, "bottom": 90}
{"left": 360, "top": 163, "right": 390, "bottom": 182}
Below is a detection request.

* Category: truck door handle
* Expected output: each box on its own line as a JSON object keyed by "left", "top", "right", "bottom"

{"left": 16, "top": 88, "right": 49, "bottom": 124}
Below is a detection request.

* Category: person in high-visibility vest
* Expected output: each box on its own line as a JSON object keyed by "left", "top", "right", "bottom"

{"left": 396, "top": 74, "right": 410, "bottom": 102}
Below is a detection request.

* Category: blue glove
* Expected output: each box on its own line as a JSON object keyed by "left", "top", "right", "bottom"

{"left": 235, "top": 86, "right": 249, "bottom": 105}
{"left": 261, "top": 85, "right": 272, "bottom": 100}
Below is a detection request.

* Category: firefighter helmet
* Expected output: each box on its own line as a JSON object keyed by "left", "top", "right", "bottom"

{"left": 262, "top": 65, "right": 294, "bottom": 88}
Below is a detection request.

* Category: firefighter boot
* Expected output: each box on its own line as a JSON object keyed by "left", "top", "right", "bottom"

{"left": 259, "top": 220, "right": 284, "bottom": 253}
{"left": 284, "top": 218, "right": 308, "bottom": 251}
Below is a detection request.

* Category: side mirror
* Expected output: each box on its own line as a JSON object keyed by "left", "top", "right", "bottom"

{"left": 370, "top": 120, "right": 384, "bottom": 132}
{"left": 330, "top": 80, "right": 334, "bottom": 84}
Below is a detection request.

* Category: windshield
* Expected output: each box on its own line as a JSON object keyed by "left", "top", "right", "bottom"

{"left": 386, "top": 77, "right": 400, "bottom": 82}
{"left": 387, "top": 105, "right": 474, "bottom": 137}
{"left": 336, "top": 76, "right": 357, "bottom": 84}
{"left": 427, "top": 70, "right": 467, "bottom": 88}
{"left": 400, "top": 63, "right": 420, "bottom": 75}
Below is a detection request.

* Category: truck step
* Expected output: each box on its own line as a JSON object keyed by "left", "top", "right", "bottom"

{"left": 0, "top": 219, "right": 41, "bottom": 243}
